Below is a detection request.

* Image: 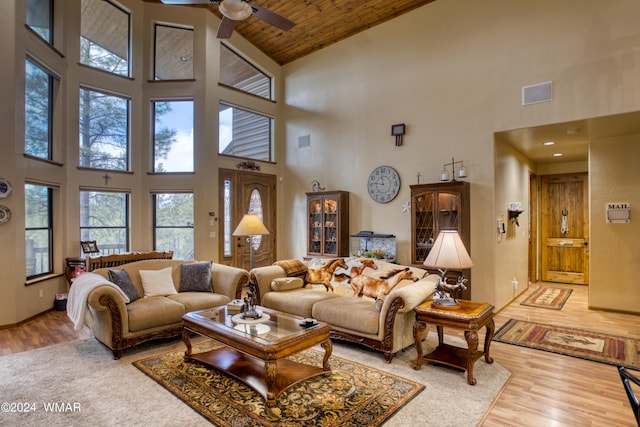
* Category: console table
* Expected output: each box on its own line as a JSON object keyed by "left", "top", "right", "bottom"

{"left": 412, "top": 299, "right": 495, "bottom": 385}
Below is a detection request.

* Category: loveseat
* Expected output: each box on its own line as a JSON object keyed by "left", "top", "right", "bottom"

{"left": 250, "top": 258, "right": 438, "bottom": 363}
{"left": 69, "top": 259, "right": 249, "bottom": 359}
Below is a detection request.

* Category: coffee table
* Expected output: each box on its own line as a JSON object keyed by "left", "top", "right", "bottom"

{"left": 412, "top": 299, "right": 495, "bottom": 385}
{"left": 182, "top": 306, "right": 332, "bottom": 408}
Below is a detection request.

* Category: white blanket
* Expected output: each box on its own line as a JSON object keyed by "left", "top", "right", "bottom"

{"left": 67, "top": 272, "right": 130, "bottom": 332}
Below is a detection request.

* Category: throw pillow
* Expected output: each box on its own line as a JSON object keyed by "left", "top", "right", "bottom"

{"left": 270, "top": 277, "right": 304, "bottom": 292}
{"left": 107, "top": 269, "right": 141, "bottom": 302}
{"left": 139, "top": 266, "right": 177, "bottom": 297}
{"left": 179, "top": 261, "right": 213, "bottom": 292}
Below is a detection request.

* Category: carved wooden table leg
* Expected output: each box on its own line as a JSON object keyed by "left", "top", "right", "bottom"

{"left": 484, "top": 318, "right": 495, "bottom": 364}
{"left": 464, "top": 329, "right": 479, "bottom": 385}
{"left": 412, "top": 320, "right": 427, "bottom": 370}
{"left": 182, "top": 328, "right": 192, "bottom": 357}
{"left": 321, "top": 339, "right": 333, "bottom": 371}
{"left": 265, "top": 359, "right": 277, "bottom": 407}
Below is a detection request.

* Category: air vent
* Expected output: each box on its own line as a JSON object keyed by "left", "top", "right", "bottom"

{"left": 298, "top": 134, "right": 310, "bottom": 148}
{"left": 522, "top": 81, "right": 553, "bottom": 105}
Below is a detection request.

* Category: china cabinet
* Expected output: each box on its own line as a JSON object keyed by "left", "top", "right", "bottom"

{"left": 410, "top": 181, "right": 470, "bottom": 298}
{"left": 306, "top": 191, "right": 349, "bottom": 258}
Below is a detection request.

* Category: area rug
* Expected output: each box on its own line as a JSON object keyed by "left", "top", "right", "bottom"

{"left": 133, "top": 341, "right": 422, "bottom": 426}
{"left": 494, "top": 319, "right": 639, "bottom": 370}
{"left": 520, "top": 287, "right": 573, "bottom": 310}
{"left": 0, "top": 336, "right": 510, "bottom": 426}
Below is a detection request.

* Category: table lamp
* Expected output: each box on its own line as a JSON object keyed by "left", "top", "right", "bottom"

{"left": 423, "top": 230, "right": 473, "bottom": 309}
{"left": 232, "top": 213, "right": 269, "bottom": 319}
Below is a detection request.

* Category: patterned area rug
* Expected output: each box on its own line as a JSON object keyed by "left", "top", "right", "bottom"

{"left": 494, "top": 319, "right": 639, "bottom": 370}
{"left": 520, "top": 287, "right": 573, "bottom": 310}
{"left": 133, "top": 342, "right": 424, "bottom": 426}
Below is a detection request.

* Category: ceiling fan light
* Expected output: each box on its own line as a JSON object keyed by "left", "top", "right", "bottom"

{"left": 219, "top": 0, "right": 253, "bottom": 21}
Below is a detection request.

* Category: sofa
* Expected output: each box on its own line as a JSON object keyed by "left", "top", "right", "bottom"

{"left": 69, "top": 258, "right": 249, "bottom": 359}
{"left": 250, "top": 258, "right": 438, "bottom": 363}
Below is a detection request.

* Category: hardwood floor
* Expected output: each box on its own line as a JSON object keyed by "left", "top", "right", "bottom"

{"left": 1, "top": 283, "right": 638, "bottom": 426}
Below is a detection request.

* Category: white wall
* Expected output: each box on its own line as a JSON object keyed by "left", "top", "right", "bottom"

{"left": 280, "top": 0, "right": 640, "bottom": 308}
{"left": 590, "top": 134, "right": 640, "bottom": 313}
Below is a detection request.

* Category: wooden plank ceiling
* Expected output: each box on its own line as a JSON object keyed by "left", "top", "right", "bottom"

{"left": 146, "top": 0, "right": 436, "bottom": 65}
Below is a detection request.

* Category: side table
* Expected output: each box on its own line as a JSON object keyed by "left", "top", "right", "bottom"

{"left": 64, "top": 257, "right": 86, "bottom": 286}
{"left": 412, "top": 299, "right": 495, "bottom": 385}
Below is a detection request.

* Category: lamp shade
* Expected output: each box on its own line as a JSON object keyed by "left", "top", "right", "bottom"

{"left": 232, "top": 214, "right": 269, "bottom": 236}
{"left": 423, "top": 230, "right": 473, "bottom": 270}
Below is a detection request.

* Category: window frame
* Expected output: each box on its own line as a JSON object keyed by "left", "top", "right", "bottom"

{"left": 152, "top": 99, "right": 194, "bottom": 173}
{"left": 152, "top": 192, "right": 194, "bottom": 260}
{"left": 25, "top": 57, "right": 55, "bottom": 160}
{"left": 79, "top": 190, "right": 130, "bottom": 255}
{"left": 25, "top": 183, "right": 54, "bottom": 280}
{"left": 79, "top": 86, "right": 131, "bottom": 171}
{"left": 153, "top": 23, "right": 194, "bottom": 81}
{"left": 26, "top": 0, "right": 54, "bottom": 44}
{"left": 79, "top": 0, "right": 131, "bottom": 78}
{"left": 219, "top": 43, "right": 273, "bottom": 100}
{"left": 218, "top": 102, "right": 273, "bottom": 162}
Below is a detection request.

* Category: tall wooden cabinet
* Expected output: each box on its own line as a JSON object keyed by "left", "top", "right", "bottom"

{"left": 410, "top": 181, "right": 471, "bottom": 298}
{"left": 306, "top": 191, "right": 349, "bottom": 258}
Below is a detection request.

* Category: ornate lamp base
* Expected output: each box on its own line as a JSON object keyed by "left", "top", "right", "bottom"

{"left": 432, "top": 300, "right": 461, "bottom": 310}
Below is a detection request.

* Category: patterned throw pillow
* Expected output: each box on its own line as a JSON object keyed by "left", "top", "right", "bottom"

{"left": 179, "top": 261, "right": 213, "bottom": 292}
{"left": 107, "top": 269, "right": 141, "bottom": 302}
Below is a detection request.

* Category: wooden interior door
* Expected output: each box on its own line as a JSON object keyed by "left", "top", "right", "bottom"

{"left": 219, "top": 169, "right": 276, "bottom": 270}
{"left": 540, "top": 173, "right": 589, "bottom": 284}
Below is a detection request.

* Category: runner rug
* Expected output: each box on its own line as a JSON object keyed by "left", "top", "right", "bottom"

{"left": 520, "top": 286, "right": 573, "bottom": 310}
{"left": 133, "top": 341, "right": 424, "bottom": 427}
{"left": 494, "top": 319, "right": 639, "bottom": 370}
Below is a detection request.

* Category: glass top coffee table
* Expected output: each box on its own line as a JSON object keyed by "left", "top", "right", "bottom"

{"left": 182, "top": 306, "right": 332, "bottom": 408}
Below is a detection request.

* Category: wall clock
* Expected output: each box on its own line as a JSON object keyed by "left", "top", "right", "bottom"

{"left": 368, "top": 166, "right": 401, "bottom": 203}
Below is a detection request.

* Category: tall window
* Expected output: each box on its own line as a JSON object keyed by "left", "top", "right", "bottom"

{"left": 153, "top": 100, "right": 193, "bottom": 172}
{"left": 219, "top": 44, "right": 271, "bottom": 100}
{"left": 79, "top": 88, "right": 130, "bottom": 170}
{"left": 26, "top": 0, "right": 53, "bottom": 43}
{"left": 153, "top": 193, "right": 194, "bottom": 260}
{"left": 80, "top": 191, "right": 129, "bottom": 255}
{"left": 80, "top": 0, "right": 130, "bottom": 77}
{"left": 154, "top": 24, "right": 194, "bottom": 80}
{"left": 25, "top": 59, "right": 54, "bottom": 160}
{"left": 219, "top": 103, "right": 272, "bottom": 161}
{"left": 25, "top": 184, "right": 53, "bottom": 278}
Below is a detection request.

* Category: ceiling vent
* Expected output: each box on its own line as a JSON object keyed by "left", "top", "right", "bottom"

{"left": 522, "top": 81, "right": 553, "bottom": 105}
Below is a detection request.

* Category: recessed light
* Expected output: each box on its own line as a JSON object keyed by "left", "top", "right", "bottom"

{"left": 553, "top": 153, "right": 563, "bottom": 157}
{"left": 543, "top": 141, "right": 555, "bottom": 146}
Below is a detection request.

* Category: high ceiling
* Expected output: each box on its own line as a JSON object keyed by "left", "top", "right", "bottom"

{"left": 147, "top": 0, "right": 435, "bottom": 65}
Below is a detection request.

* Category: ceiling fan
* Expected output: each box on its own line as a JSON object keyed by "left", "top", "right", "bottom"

{"left": 159, "top": 0, "right": 295, "bottom": 39}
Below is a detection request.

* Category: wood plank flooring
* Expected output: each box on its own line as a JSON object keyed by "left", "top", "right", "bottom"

{"left": 0, "top": 283, "right": 638, "bottom": 426}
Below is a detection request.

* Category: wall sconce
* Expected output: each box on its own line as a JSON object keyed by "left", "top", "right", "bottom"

{"left": 440, "top": 157, "right": 467, "bottom": 181}
{"left": 391, "top": 124, "right": 406, "bottom": 146}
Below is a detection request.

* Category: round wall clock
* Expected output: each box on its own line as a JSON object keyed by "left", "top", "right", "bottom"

{"left": 367, "top": 166, "right": 401, "bottom": 203}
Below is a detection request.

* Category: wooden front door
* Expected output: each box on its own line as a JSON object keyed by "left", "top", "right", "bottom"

{"left": 219, "top": 169, "right": 276, "bottom": 270}
{"left": 540, "top": 173, "right": 589, "bottom": 284}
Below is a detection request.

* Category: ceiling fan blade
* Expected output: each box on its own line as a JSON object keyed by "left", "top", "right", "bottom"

{"left": 250, "top": 5, "right": 295, "bottom": 31}
{"left": 217, "top": 16, "right": 236, "bottom": 38}
{"left": 159, "top": 0, "right": 217, "bottom": 4}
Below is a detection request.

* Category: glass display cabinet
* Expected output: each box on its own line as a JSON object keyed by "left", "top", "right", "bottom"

{"left": 410, "top": 181, "right": 470, "bottom": 298}
{"left": 306, "top": 191, "right": 349, "bottom": 258}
